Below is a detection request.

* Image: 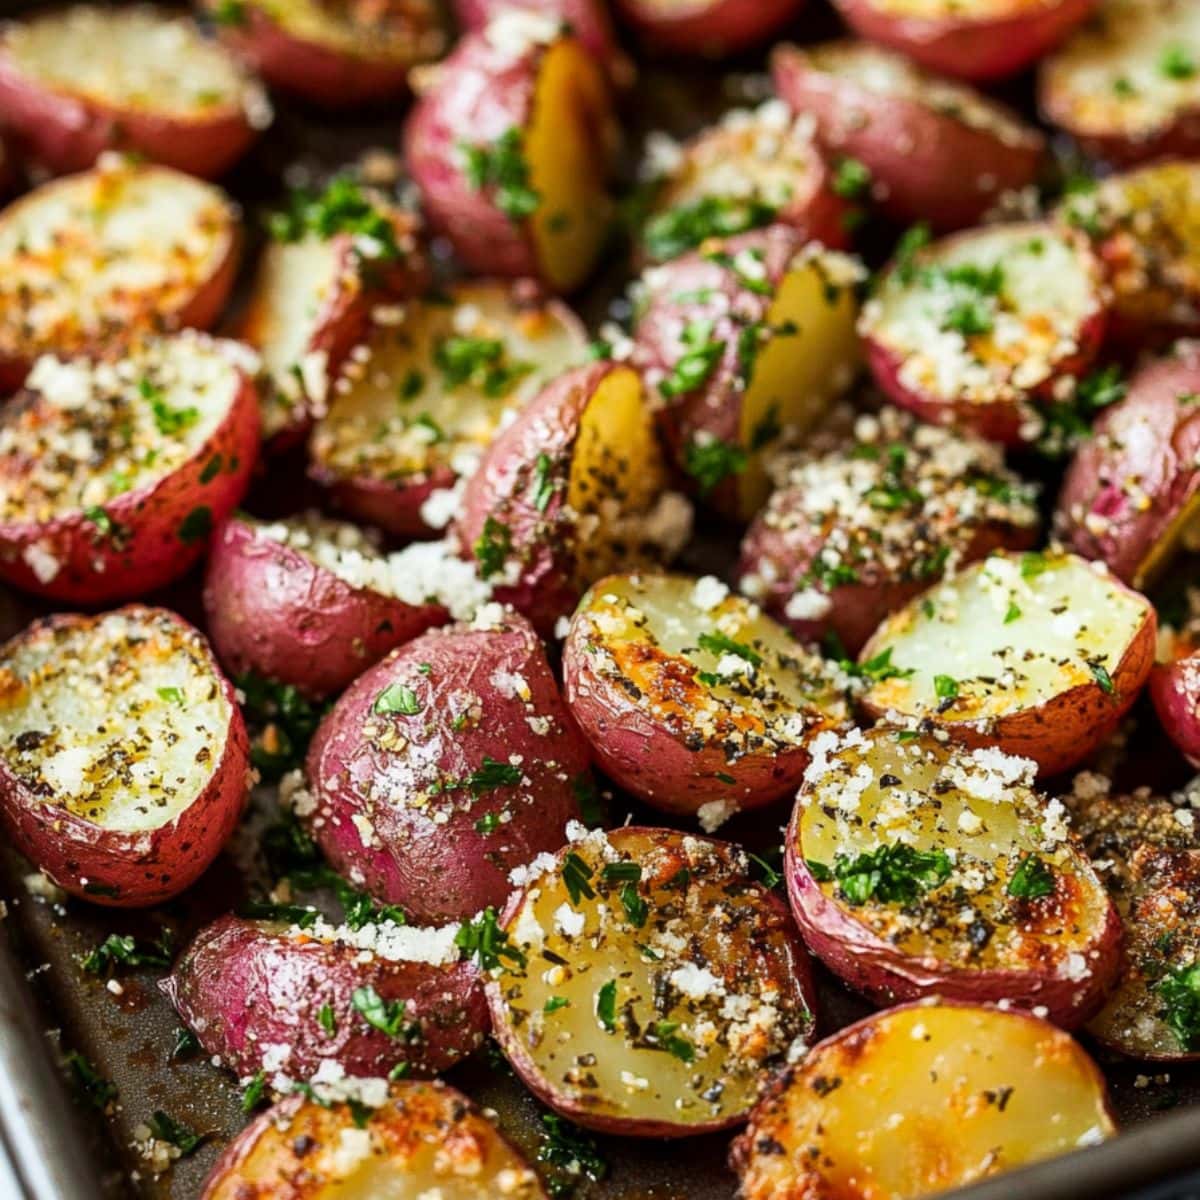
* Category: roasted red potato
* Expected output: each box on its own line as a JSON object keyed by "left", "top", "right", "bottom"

{"left": 787, "top": 726, "right": 1121, "bottom": 1025}
{"left": 0, "top": 334, "right": 259, "bottom": 604}
{"left": 612, "top": 0, "right": 806, "bottom": 57}
{"left": 732, "top": 1002, "right": 1117, "bottom": 1199}
{"left": 1040, "top": 0, "right": 1200, "bottom": 166}
{"left": 305, "top": 611, "right": 591, "bottom": 923}
{"left": 739, "top": 407, "right": 1041, "bottom": 656}
{"left": 858, "top": 551, "right": 1157, "bottom": 776}
{"left": 833, "top": 0, "right": 1098, "bottom": 82}
{"left": 0, "top": 158, "right": 240, "bottom": 392}
{"left": 163, "top": 913, "right": 488, "bottom": 1081}
{"left": 1057, "top": 161, "right": 1200, "bottom": 347}
{"left": 562, "top": 572, "right": 849, "bottom": 821}
{"left": 0, "top": 606, "right": 250, "bottom": 907}
{"left": 0, "top": 5, "right": 270, "bottom": 177}
{"left": 1056, "top": 346, "right": 1200, "bottom": 589}
{"left": 203, "top": 513, "right": 446, "bottom": 699}
{"left": 241, "top": 179, "right": 428, "bottom": 448}
{"left": 487, "top": 826, "right": 818, "bottom": 1137}
{"left": 453, "top": 362, "right": 690, "bottom": 634}
{"left": 638, "top": 100, "right": 850, "bottom": 265}
{"left": 861, "top": 222, "right": 1107, "bottom": 447}
{"left": 404, "top": 24, "right": 617, "bottom": 293}
{"left": 1152, "top": 649, "right": 1200, "bottom": 767}
{"left": 202, "top": 1080, "right": 547, "bottom": 1199}
{"left": 203, "top": 0, "right": 448, "bottom": 108}
{"left": 309, "top": 280, "right": 588, "bottom": 539}
{"left": 773, "top": 41, "right": 1045, "bottom": 233}
{"left": 632, "top": 227, "right": 862, "bottom": 519}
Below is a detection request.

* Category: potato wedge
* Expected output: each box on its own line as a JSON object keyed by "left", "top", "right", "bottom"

{"left": 0, "top": 605, "right": 250, "bottom": 907}
{"left": 488, "top": 825, "right": 818, "bottom": 1137}
{"left": 563, "top": 572, "right": 849, "bottom": 820}
{"left": 0, "top": 333, "right": 259, "bottom": 604}
{"left": 773, "top": 41, "right": 1045, "bottom": 233}
{"left": 787, "top": 727, "right": 1121, "bottom": 1025}
{"left": 205, "top": 0, "right": 448, "bottom": 108}
{"left": 404, "top": 22, "right": 617, "bottom": 292}
{"left": 632, "top": 227, "right": 863, "bottom": 519}
{"left": 1040, "top": 0, "right": 1200, "bottom": 166}
{"left": 453, "top": 363, "right": 690, "bottom": 634}
{"left": 859, "top": 551, "right": 1157, "bottom": 775}
{"left": 612, "top": 0, "right": 806, "bottom": 56}
{"left": 639, "top": 100, "right": 849, "bottom": 265}
{"left": 202, "top": 1080, "right": 547, "bottom": 1199}
{"left": 1056, "top": 346, "right": 1200, "bottom": 589}
{"left": 0, "top": 158, "right": 239, "bottom": 391}
{"left": 731, "top": 1002, "right": 1116, "bottom": 1200}
{"left": 861, "top": 222, "right": 1107, "bottom": 446}
{"left": 309, "top": 280, "right": 587, "bottom": 538}
{"left": 739, "top": 407, "right": 1041, "bottom": 655}
{"left": 0, "top": 5, "right": 269, "bottom": 177}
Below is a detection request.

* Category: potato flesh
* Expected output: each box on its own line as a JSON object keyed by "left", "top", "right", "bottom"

{"left": 740, "top": 1005, "right": 1114, "bottom": 1199}
{"left": 496, "top": 828, "right": 811, "bottom": 1129}
{"left": 865, "top": 553, "right": 1148, "bottom": 721}
{"left": 800, "top": 730, "right": 1109, "bottom": 972}
{"left": 0, "top": 610, "right": 228, "bottom": 833}
{"left": 251, "top": 0, "right": 445, "bottom": 61}
{"left": 526, "top": 39, "right": 613, "bottom": 292}
{"left": 312, "top": 283, "right": 584, "bottom": 483}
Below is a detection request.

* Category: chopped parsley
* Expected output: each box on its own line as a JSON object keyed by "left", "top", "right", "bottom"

{"left": 434, "top": 335, "right": 532, "bottom": 398}
{"left": 269, "top": 177, "right": 403, "bottom": 261}
{"left": 893, "top": 222, "right": 932, "bottom": 284}
{"left": 1007, "top": 854, "right": 1055, "bottom": 900}
{"left": 65, "top": 1051, "right": 117, "bottom": 1110}
{"left": 241, "top": 1071, "right": 267, "bottom": 1113}
{"left": 643, "top": 194, "right": 777, "bottom": 262}
{"left": 459, "top": 756, "right": 522, "bottom": 795}
{"left": 563, "top": 852, "right": 596, "bottom": 905}
{"left": 150, "top": 395, "right": 199, "bottom": 436}
{"left": 544, "top": 996, "right": 570, "bottom": 1014}
{"left": 81, "top": 933, "right": 171, "bottom": 975}
{"left": 238, "top": 900, "right": 319, "bottom": 928}
{"left": 842, "top": 646, "right": 915, "bottom": 684}
{"left": 374, "top": 682, "right": 422, "bottom": 715}
{"left": 171, "top": 1027, "right": 199, "bottom": 1060}
{"left": 934, "top": 674, "right": 959, "bottom": 703}
{"left": 1158, "top": 963, "right": 1200, "bottom": 1050}
{"left": 147, "top": 1110, "right": 205, "bottom": 1156}
{"left": 596, "top": 979, "right": 617, "bottom": 1031}
{"left": 352, "top": 986, "right": 416, "bottom": 1040}
{"left": 1161, "top": 45, "right": 1197, "bottom": 80}
{"left": 473, "top": 516, "right": 511, "bottom": 578}
{"left": 83, "top": 505, "right": 113, "bottom": 534}
{"left": 455, "top": 907, "right": 525, "bottom": 970}
{"left": 531, "top": 452, "right": 556, "bottom": 512}
{"left": 460, "top": 128, "right": 540, "bottom": 221}
{"left": 661, "top": 319, "right": 724, "bottom": 398}
{"left": 1020, "top": 551, "right": 1048, "bottom": 579}
{"left": 1004, "top": 601, "right": 1022, "bottom": 624}
{"left": 697, "top": 630, "right": 762, "bottom": 667}
{"left": 1088, "top": 660, "right": 1116, "bottom": 696}
{"left": 157, "top": 685, "right": 184, "bottom": 706}
{"left": 475, "top": 811, "right": 501, "bottom": 834}
{"left": 683, "top": 436, "right": 747, "bottom": 496}
{"left": 236, "top": 673, "right": 324, "bottom": 780}
{"left": 210, "top": 0, "right": 247, "bottom": 24}
{"left": 318, "top": 1004, "right": 337, "bottom": 1035}
{"left": 645, "top": 1020, "right": 695, "bottom": 1062}
{"left": 810, "top": 843, "right": 952, "bottom": 906}
{"left": 538, "top": 1113, "right": 608, "bottom": 1188}
{"left": 1037, "top": 365, "right": 1126, "bottom": 455}
{"left": 832, "top": 157, "right": 872, "bottom": 200}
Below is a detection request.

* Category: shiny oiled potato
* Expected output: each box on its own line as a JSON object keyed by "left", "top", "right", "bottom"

{"left": 858, "top": 551, "right": 1157, "bottom": 775}
{"left": 787, "top": 727, "right": 1121, "bottom": 1026}
{"left": 731, "top": 1002, "right": 1117, "bottom": 1200}
{"left": 488, "top": 826, "right": 818, "bottom": 1137}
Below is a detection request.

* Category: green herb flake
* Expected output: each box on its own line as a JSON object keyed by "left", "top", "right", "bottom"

{"left": 832, "top": 843, "right": 952, "bottom": 906}
{"left": 832, "top": 157, "right": 872, "bottom": 200}
{"left": 268, "top": 176, "right": 404, "bottom": 262}
{"left": 459, "top": 127, "right": 541, "bottom": 221}
{"left": 455, "top": 907, "right": 526, "bottom": 970}
{"left": 531, "top": 452, "right": 556, "bottom": 513}
{"left": 661, "top": 319, "right": 724, "bottom": 399}
{"left": 1158, "top": 963, "right": 1200, "bottom": 1050}
{"left": 683, "top": 437, "right": 747, "bottom": 496}
{"left": 544, "top": 996, "right": 570, "bottom": 1014}
{"left": 934, "top": 674, "right": 959, "bottom": 703}
{"left": 1007, "top": 854, "right": 1055, "bottom": 900}
{"left": 318, "top": 1004, "right": 337, "bottom": 1035}
{"left": 81, "top": 933, "right": 172, "bottom": 975}
{"left": 643, "top": 195, "right": 777, "bottom": 262}
{"left": 596, "top": 979, "right": 617, "bottom": 1031}
{"left": 475, "top": 811, "right": 501, "bottom": 835}
{"left": 646, "top": 1019, "right": 695, "bottom": 1063}
{"left": 84, "top": 505, "right": 112, "bottom": 534}
{"left": 241, "top": 1071, "right": 267, "bottom": 1113}
{"left": 352, "top": 985, "right": 416, "bottom": 1040}
{"left": 157, "top": 686, "right": 185, "bottom": 706}
{"left": 374, "top": 682, "right": 422, "bottom": 715}
{"left": 1088, "top": 660, "right": 1116, "bottom": 696}
{"left": 1161, "top": 45, "right": 1197, "bottom": 80}
{"left": 147, "top": 1110, "right": 205, "bottom": 1156}
{"left": 65, "top": 1051, "right": 117, "bottom": 1110}
{"left": 563, "top": 852, "right": 596, "bottom": 906}
{"left": 473, "top": 516, "right": 512, "bottom": 578}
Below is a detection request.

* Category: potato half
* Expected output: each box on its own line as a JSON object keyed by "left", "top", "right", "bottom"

{"left": 732, "top": 1002, "right": 1116, "bottom": 1200}
{"left": 0, "top": 605, "right": 250, "bottom": 907}
{"left": 859, "top": 551, "right": 1156, "bottom": 775}
{"left": 787, "top": 726, "right": 1121, "bottom": 1025}
{"left": 563, "top": 571, "right": 849, "bottom": 819}
{"left": 488, "top": 826, "right": 818, "bottom": 1137}
{"left": 202, "top": 1080, "right": 547, "bottom": 1199}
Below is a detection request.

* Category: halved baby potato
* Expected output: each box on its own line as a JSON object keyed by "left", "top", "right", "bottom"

{"left": 861, "top": 222, "right": 1107, "bottom": 446}
{"left": 773, "top": 41, "right": 1045, "bottom": 233}
{"left": 1040, "top": 0, "right": 1200, "bottom": 165}
{"left": 0, "top": 605, "right": 250, "bottom": 907}
{"left": 738, "top": 406, "right": 1041, "bottom": 656}
{"left": 563, "top": 572, "right": 849, "bottom": 820}
{"left": 0, "top": 158, "right": 240, "bottom": 391}
{"left": 202, "top": 1080, "right": 547, "bottom": 1199}
{"left": 787, "top": 727, "right": 1121, "bottom": 1026}
{"left": 0, "top": 4, "right": 269, "bottom": 177}
{"left": 859, "top": 551, "right": 1157, "bottom": 775}
{"left": 639, "top": 100, "right": 849, "bottom": 265}
{"left": 632, "top": 227, "right": 863, "bottom": 519}
{"left": 309, "top": 280, "right": 588, "bottom": 539}
{"left": 205, "top": 0, "right": 448, "bottom": 108}
{"left": 404, "top": 23, "right": 617, "bottom": 293}
{"left": 731, "top": 1002, "right": 1117, "bottom": 1200}
{"left": 0, "top": 333, "right": 259, "bottom": 604}
{"left": 488, "top": 825, "right": 818, "bottom": 1137}
{"left": 453, "top": 362, "right": 690, "bottom": 634}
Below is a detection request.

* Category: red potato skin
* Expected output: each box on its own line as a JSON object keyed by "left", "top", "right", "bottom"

{"left": 612, "top": 0, "right": 806, "bottom": 57}
{"left": 833, "top": 0, "right": 1099, "bottom": 83}
{"left": 0, "top": 44, "right": 260, "bottom": 178}
{"left": 0, "top": 607, "right": 251, "bottom": 908}
{"left": 1056, "top": 349, "right": 1200, "bottom": 587}
{"left": 783, "top": 808, "right": 1123, "bottom": 1029}
{"left": 1150, "top": 654, "right": 1200, "bottom": 768}
{"left": 313, "top": 465, "right": 456, "bottom": 542}
{"left": 162, "top": 915, "right": 489, "bottom": 1079}
{"left": 0, "top": 368, "right": 260, "bottom": 605}
{"left": 772, "top": 45, "right": 1046, "bottom": 233}
{"left": 305, "top": 617, "right": 590, "bottom": 923}
{"left": 203, "top": 517, "right": 447, "bottom": 699}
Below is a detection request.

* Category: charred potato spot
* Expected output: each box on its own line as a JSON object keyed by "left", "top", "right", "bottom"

{"left": 490, "top": 826, "right": 815, "bottom": 1133}
{"left": 733, "top": 1004, "right": 1116, "bottom": 1200}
